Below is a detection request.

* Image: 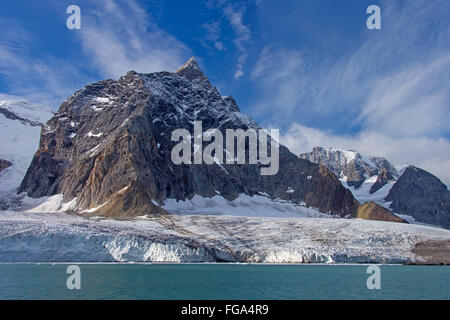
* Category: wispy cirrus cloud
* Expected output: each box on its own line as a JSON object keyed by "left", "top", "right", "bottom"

{"left": 79, "top": 0, "right": 191, "bottom": 78}
{"left": 202, "top": 21, "right": 225, "bottom": 51}
{"left": 250, "top": 46, "right": 305, "bottom": 117}
{"left": 280, "top": 123, "right": 450, "bottom": 186}
{"left": 252, "top": 0, "right": 450, "bottom": 183}
{"left": 223, "top": 4, "right": 251, "bottom": 79}
{"left": 0, "top": 18, "right": 88, "bottom": 109}
{"left": 0, "top": 0, "right": 192, "bottom": 108}
{"left": 251, "top": 0, "right": 450, "bottom": 133}
{"left": 357, "top": 54, "right": 450, "bottom": 138}
{"left": 203, "top": 1, "right": 252, "bottom": 79}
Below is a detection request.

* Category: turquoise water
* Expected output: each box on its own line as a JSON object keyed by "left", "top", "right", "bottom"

{"left": 0, "top": 264, "right": 448, "bottom": 300}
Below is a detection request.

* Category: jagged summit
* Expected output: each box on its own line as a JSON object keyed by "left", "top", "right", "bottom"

{"left": 175, "top": 57, "right": 198, "bottom": 72}
{"left": 300, "top": 146, "right": 398, "bottom": 188}
{"left": 175, "top": 57, "right": 208, "bottom": 83}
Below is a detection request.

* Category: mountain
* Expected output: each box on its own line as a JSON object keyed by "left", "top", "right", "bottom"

{"left": 299, "top": 147, "right": 398, "bottom": 188}
{"left": 385, "top": 166, "right": 450, "bottom": 229}
{"left": 370, "top": 168, "right": 395, "bottom": 194}
{"left": 300, "top": 147, "right": 450, "bottom": 229}
{"left": 18, "top": 58, "right": 402, "bottom": 222}
{"left": 0, "top": 99, "right": 53, "bottom": 208}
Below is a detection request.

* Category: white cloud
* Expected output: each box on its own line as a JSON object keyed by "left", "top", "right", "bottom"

{"left": 250, "top": 0, "right": 450, "bottom": 132}
{"left": 0, "top": 0, "right": 192, "bottom": 108}
{"left": 251, "top": 47, "right": 303, "bottom": 81}
{"left": 0, "top": 19, "right": 87, "bottom": 109}
{"left": 251, "top": 48, "right": 450, "bottom": 137}
{"left": 215, "top": 41, "right": 225, "bottom": 51}
{"left": 203, "top": 22, "right": 225, "bottom": 52}
{"left": 280, "top": 123, "right": 450, "bottom": 186}
{"left": 250, "top": 46, "right": 304, "bottom": 117}
{"left": 79, "top": 0, "right": 191, "bottom": 78}
{"left": 252, "top": 0, "right": 450, "bottom": 184}
{"left": 202, "top": 1, "right": 251, "bottom": 78}
{"left": 223, "top": 4, "right": 251, "bottom": 79}
{"left": 358, "top": 54, "right": 450, "bottom": 138}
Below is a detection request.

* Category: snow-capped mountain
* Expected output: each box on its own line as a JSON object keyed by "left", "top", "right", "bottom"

{"left": 299, "top": 147, "right": 398, "bottom": 188}
{"left": 300, "top": 147, "right": 450, "bottom": 229}
{"left": 18, "top": 58, "right": 401, "bottom": 223}
{"left": 0, "top": 99, "right": 53, "bottom": 207}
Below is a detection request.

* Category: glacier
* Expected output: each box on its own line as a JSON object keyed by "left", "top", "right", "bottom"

{"left": 0, "top": 210, "right": 449, "bottom": 263}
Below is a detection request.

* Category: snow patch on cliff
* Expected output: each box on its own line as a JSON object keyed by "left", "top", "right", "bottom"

{"left": 341, "top": 176, "right": 395, "bottom": 205}
{"left": 163, "top": 194, "right": 327, "bottom": 218}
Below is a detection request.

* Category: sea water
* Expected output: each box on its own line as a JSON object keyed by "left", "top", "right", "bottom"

{"left": 0, "top": 264, "right": 448, "bottom": 300}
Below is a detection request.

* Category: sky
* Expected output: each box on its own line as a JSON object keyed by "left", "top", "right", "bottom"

{"left": 0, "top": 0, "right": 449, "bottom": 184}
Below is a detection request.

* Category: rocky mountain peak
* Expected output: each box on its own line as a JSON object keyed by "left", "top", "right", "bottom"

{"left": 370, "top": 168, "right": 395, "bottom": 194}
{"left": 18, "top": 65, "right": 365, "bottom": 219}
{"left": 385, "top": 165, "right": 450, "bottom": 229}
{"left": 175, "top": 57, "right": 208, "bottom": 83}
{"left": 299, "top": 147, "right": 398, "bottom": 188}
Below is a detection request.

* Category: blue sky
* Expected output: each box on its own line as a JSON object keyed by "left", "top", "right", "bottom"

{"left": 0, "top": 0, "right": 449, "bottom": 183}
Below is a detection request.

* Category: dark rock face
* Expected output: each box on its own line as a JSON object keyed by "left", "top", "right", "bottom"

{"left": 0, "top": 159, "right": 12, "bottom": 173}
{"left": 385, "top": 166, "right": 450, "bottom": 229}
{"left": 299, "top": 147, "right": 398, "bottom": 188}
{"left": 370, "top": 168, "right": 395, "bottom": 194}
{"left": 19, "top": 58, "right": 363, "bottom": 218}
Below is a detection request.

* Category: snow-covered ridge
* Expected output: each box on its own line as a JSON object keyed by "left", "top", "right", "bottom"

{"left": 0, "top": 99, "right": 53, "bottom": 197}
{"left": 300, "top": 147, "right": 398, "bottom": 181}
{"left": 0, "top": 210, "right": 449, "bottom": 263}
{"left": 0, "top": 99, "right": 53, "bottom": 124}
{"left": 299, "top": 146, "right": 400, "bottom": 205}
